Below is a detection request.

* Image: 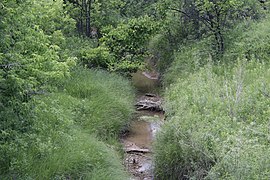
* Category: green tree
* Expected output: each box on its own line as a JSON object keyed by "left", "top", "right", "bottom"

{"left": 194, "top": 0, "right": 243, "bottom": 53}
{"left": 100, "top": 16, "right": 158, "bottom": 72}
{"left": 65, "top": 0, "right": 123, "bottom": 37}
{"left": 0, "top": 1, "right": 76, "bottom": 170}
{"left": 120, "top": 0, "right": 158, "bottom": 17}
{"left": 157, "top": 0, "right": 266, "bottom": 54}
{"left": 0, "top": 0, "right": 75, "bottom": 102}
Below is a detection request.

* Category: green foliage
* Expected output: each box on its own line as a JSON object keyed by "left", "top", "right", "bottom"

{"left": 195, "top": 0, "right": 242, "bottom": 14}
{"left": 120, "top": 0, "right": 157, "bottom": 17}
{"left": 27, "top": 131, "right": 129, "bottom": 180}
{"left": 100, "top": 16, "right": 158, "bottom": 72}
{"left": 63, "top": 68, "right": 135, "bottom": 138}
{"left": 0, "top": 68, "right": 134, "bottom": 179}
{"left": 155, "top": 15, "right": 270, "bottom": 179}
{"left": 0, "top": 0, "right": 76, "bottom": 103}
{"left": 148, "top": 33, "right": 174, "bottom": 73}
{"left": 165, "top": 14, "right": 270, "bottom": 86}
{"left": 164, "top": 40, "right": 212, "bottom": 85}
{"left": 0, "top": 0, "right": 76, "bottom": 173}
{"left": 155, "top": 61, "right": 270, "bottom": 179}
{"left": 155, "top": 0, "right": 267, "bottom": 56}
{"left": 80, "top": 46, "right": 114, "bottom": 68}
{"left": 65, "top": 0, "right": 124, "bottom": 36}
{"left": 0, "top": 0, "right": 138, "bottom": 179}
{"left": 91, "top": 0, "right": 124, "bottom": 29}
{"left": 225, "top": 15, "right": 270, "bottom": 64}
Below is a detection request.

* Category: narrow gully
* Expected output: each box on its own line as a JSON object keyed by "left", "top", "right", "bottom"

{"left": 122, "top": 71, "right": 164, "bottom": 180}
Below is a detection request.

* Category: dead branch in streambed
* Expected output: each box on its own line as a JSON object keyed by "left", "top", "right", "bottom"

{"left": 135, "top": 99, "right": 163, "bottom": 111}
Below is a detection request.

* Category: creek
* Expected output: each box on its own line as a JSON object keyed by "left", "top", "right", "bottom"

{"left": 122, "top": 71, "right": 164, "bottom": 180}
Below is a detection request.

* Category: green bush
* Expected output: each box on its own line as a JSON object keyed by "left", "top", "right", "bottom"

{"left": 63, "top": 68, "right": 135, "bottom": 139}
{"left": 0, "top": 0, "right": 76, "bottom": 103}
{"left": 100, "top": 16, "right": 158, "bottom": 72}
{"left": 226, "top": 15, "right": 270, "bottom": 64}
{"left": 154, "top": 61, "right": 270, "bottom": 179}
{"left": 80, "top": 46, "right": 114, "bottom": 69}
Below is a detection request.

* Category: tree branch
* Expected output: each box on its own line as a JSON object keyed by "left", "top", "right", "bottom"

{"left": 0, "top": 63, "right": 20, "bottom": 69}
{"left": 169, "top": 7, "right": 215, "bottom": 32}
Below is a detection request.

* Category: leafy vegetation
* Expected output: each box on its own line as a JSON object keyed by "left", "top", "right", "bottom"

{"left": 0, "top": 0, "right": 135, "bottom": 179}
{"left": 63, "top": 68, "right": 134, "bottom": 139}
{"left": 1, "top": 67, "right": 134, "bottom": 179}
{"left": 154, "top": 11, "right": 270, "bottom": 180}
{"left": 1, "top": 0, "right": 270, "bottom": 179}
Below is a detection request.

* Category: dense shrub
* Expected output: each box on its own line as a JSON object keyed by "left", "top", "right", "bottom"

{"left": 0, "top": 0, "right": 76, "bottom": 102}
{"left": 224, "top": 15, "right": 270, "bottom": 64}
{"left": 80, "top": 46, "right": 114, "bottom": 69}
{"left": 100, "top": 16, "right": 158, "bottom": 72}
{"left": 163, "top": 40, "right": 211, "bottom": 85}
{"left": 148, "top": 33, "right": 174, "bottom": 73}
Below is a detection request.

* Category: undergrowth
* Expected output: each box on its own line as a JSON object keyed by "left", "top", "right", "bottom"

{"left": 154, "top": 16, "right": 270, "bottom": 179}
{"left": 63, "top": 68, "right": 135, "bottom": 140}
{"left": 0, "top": 67, "right": 134, "bottom": 179}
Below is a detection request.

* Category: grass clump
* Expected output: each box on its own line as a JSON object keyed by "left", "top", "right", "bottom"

{"left": 0, "top": 67, "right": 134, "bottom": 179}
{"left": 63, "top": 68, "right": 135, "bottom": 139}
{"left": 24, "top": 130, "right": 129, "bottom": 180}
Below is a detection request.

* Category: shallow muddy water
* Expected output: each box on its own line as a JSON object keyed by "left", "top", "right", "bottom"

{"left": 122, "top": 112, "right": 163, "bottom": 180}
{"left": 125, "top": 120, "right": 152, "bottom": 148}
{"left": 131, "top": 71, "right": 160, "bottom": 94}
{"left": 122, "top": 71, "right": 164, "bottom": 180}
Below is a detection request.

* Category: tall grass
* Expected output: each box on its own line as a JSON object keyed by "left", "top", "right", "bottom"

{"left": 0, "top": 67, "right": 134, "bottom": 179}
{"left": 155, "top": 61, "right": 270, "bottom": 179}
{"left": 163, "top": 40, "right": 211, "bottom": 86}
{"left": 63, "top": 68, "right": 135, "bottom": 139}
{"left": 154, "top": 16, "right": 270, "bottom": 179}
{"left": 24, "top": 130, "right": 129, "bottom": 180}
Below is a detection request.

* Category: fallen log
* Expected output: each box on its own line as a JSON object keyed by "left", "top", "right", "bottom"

{"left": 125, "top": 148, "right": 151, "bottom": 153}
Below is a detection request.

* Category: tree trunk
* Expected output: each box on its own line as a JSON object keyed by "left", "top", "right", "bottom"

{"left": 218, "top": 30, "right": 224, "bottom": 53}
{"left": 88, "top": 0, "right": 92, "bottom": 37}
{"left": 215, "top": 11, "right": 224, "bottom": 53}
{"left": 84, "top": 0, "right": 92, "bottom": 37}
{"left": 80, "top": 0, "right": 85, "bottom": 35}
